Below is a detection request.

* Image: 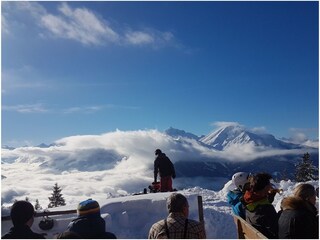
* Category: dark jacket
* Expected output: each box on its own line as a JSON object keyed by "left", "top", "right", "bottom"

{"left": 2, "top": 225, "right": 45, "bottom": 239}
{"left": 278, "top": 197, "right": 319, "bottom": 239}
{"left": 154, "top": 153, "right": 175, "bottom": 179}
{"left": 227, "top": 189, "right": 246, "bottom": 219}
{"left": 243, "top": 191, "right": 279, "bottom": 239}
{"left": 67, "top": 213, "right": 116, "bottom": 239}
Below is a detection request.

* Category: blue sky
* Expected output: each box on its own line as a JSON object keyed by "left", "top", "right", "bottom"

{"left": 1, "top": 1, "right": 319, "bottom": 147}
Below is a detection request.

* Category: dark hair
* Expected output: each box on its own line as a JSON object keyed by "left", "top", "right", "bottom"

{"left": 155, "top": 149, "right": 162, "bottom": 156}
{"left": 294, "top": 183, "right": 316, "bottom": 201}
{"left": 10, "top": 201, "right": 35, "bottom": 226}
{"left": 167, "top": 193, "right": 188, "bottom": 213}
{"left": 249, "top": 173, "right": 272, "bottom": 192}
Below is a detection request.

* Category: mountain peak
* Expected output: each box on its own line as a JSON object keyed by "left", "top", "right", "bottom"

{"left": 165, "top": 127, "right": 200, "bottom": 140}
{"left": 199, "top": 124, "right": 299, "bottom": 150}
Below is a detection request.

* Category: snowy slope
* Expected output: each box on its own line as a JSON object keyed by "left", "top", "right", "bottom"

{"left": 1, "top": 180, "right": 318, "bottom": 239}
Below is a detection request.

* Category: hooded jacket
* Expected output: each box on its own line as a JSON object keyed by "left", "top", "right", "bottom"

{"left": 154, "top": 153, "right": 175, "bottom": 178}
{"left": 243, "top": 190, "right": 279, "bottom": 239}
{"left": 227, "top": 189, "right": 246, "bottom": 219}
{"left": 278, "top": 197, "right": 319, "bottom": 239}
{"left": 67, "top": 213, "right": 116, "bottom": 239}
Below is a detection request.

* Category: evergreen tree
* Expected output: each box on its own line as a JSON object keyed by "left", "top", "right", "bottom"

{"left": 279, "top": 168, "right": 289, "bottom": 181}
{"left": 295, "top": 152, "right": 318, "bottom": 182}
{"left": 35, "top": 199, "right": 42, "bottom": 210}
{"left": 48, "top": 183, "right": 66, "bottom": 208}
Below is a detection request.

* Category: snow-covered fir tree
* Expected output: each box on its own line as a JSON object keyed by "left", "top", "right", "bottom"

{"left": 48, "top": 183, "right": 66, "bottom": 208}
{"left": 295, "top": 152, "right": 318, "bottom": 182}
{"left": 35, "top": 199, "right": 42, "bottom": 210}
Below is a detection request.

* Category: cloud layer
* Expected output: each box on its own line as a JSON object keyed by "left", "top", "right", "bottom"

{"left": 2, "top": 128, "right": 316, "bottom": 208}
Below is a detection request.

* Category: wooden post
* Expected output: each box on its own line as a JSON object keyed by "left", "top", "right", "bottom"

{"left": 197, "top": 195, "right": 206, "bottom": 237}
{"left": 197, "top": 195, "right": 204, "bottom": 224}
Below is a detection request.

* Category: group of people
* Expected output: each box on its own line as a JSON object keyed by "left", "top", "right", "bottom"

{"left": 227, "top": 172, "right": 319, "bottom": 239}
{"left": 2, "top": 198, "right": 117, "bottom": 239}
{"left": 2, "top": 193, "right": 205, "bottom": 239}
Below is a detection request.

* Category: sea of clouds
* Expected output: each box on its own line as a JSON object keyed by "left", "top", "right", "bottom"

{"left": 1, "top": 129, "right": 317, "bottom": 209}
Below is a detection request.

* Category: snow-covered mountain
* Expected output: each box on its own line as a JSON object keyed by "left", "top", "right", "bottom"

{"left": 1, "top": 145, "right": 15, "bottom": 150}
{"left": 165, "top": 127, "right": 201, "bottom": 140}
{"left": 198, "top": 125, "right": 300, "bottom": 150}
{"left": 166, "top": 125, "right": 317, "bottom": 179}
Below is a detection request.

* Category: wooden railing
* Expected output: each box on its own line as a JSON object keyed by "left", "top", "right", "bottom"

{"left": 233, "top": 215, "right": 268, "bottom": 239}
{"left": 1, "top": 209, "right": 77, "bottom": 221}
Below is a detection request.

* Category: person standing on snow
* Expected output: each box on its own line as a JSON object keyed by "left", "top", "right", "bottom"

{"left": 154, "top": 149, "right": 176, "bottom": 192}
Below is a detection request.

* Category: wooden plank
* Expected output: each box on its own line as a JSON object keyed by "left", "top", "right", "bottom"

{"left": 233, "top": 215, "right": 268, "bottom": 239}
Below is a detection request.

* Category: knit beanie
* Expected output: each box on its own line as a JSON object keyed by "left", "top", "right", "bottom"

{"left": 77, "top": 199, "right": 100, "bottom": 216}
{"left": 11, "top": 201, "right": 35, "bottom": 226}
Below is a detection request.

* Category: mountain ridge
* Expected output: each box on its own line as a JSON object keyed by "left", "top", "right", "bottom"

{"left": 166, "top": 125, "right": 306, "bottom": 151}
{"left": 2, "top": 124, "right": 317, "bottom": 150}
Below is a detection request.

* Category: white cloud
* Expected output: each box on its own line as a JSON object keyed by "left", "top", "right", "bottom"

{"left": 14, "top": 1, "right": 47, "bottom": 19}
{"left": 3, "top": 2, "right": 177, "bottom": 48}
{"left": 63, "top": 105, "right": 105, "bottom": 114}
{"left": 124, "top": 30, "right": 175, "bottom": 48}
{"left": 61, "top": 104, "right": 139, "bottom": 114}
{"left": 250, "top": 126, "right": 267, "bottom": 134}
{"left": 288, "top": 127, "right": 319, "bottom": 147}
{"left": 2, "top": 104, "right": 139, "bottom": 114}
{"left": 2, "top": 66, "right": 49, "bottom": 93}
{"left": 2, "top": 104, "right": 48, "bottom": 113}
{"left": 210, "top": 121, "right": 242, "bottom": 128}
{"left": 125, "top": 31, "right": 154, "bottom": 45}
{"left": 2, "top": 15, "right": 10, "bottom": 34}
{"left": 301, "top": 140, "right": 319, "bottom": 148}
{"left": 40, "top": 3, "right": 119, "bottom": 45}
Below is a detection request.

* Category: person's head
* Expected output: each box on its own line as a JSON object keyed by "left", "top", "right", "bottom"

{"left": 155, "top": 149, "right": 162, "bottom": 156}
{"left": 232, "top": 172, "right": 249, "bottom": 191}
{"left": 10, "top": 200, "right": 35, "bottom": 227}
{"left": 167, "top": 193, "right": 189, "bottom": 217}
{"left": 249, "top": 173, "right": 272, "bottom": 194}
{"left": 77, "top": 199, "right": 100, "bottom": 217}
{"left": 294, "top": 183, "right": 317, "bottom": 205}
